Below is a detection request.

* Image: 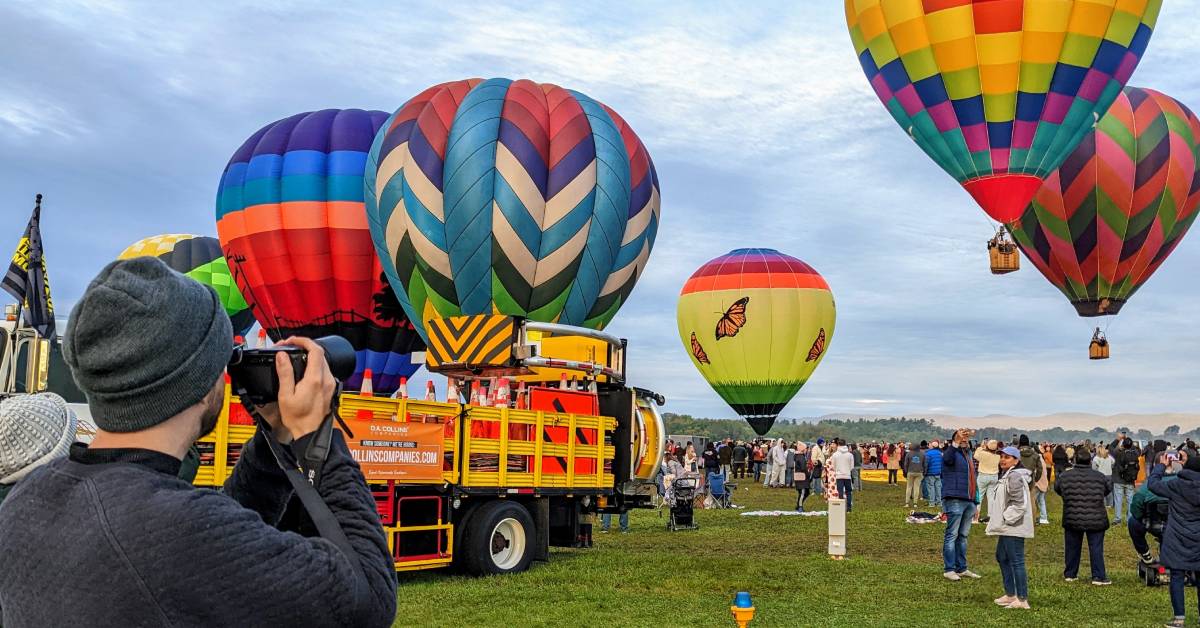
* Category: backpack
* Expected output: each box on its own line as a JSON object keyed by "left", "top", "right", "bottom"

{"left": 1117, "top": 449, "right": 1140, "bottom": 483}
{"left": 1019, "top": 447, "right": 1042, "bottom": 484}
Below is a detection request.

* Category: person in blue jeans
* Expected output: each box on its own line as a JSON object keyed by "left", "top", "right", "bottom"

{"left": 924, "top": 440, "right": 944, "bottom": 509}
{"left": 600, "top": 511, "right": 629, "bottom": 533}
{"left": 940, "top": 430, "right": 979, "bottom": 581}
{"left": 1148, "top": 452, "right": 1200, "bottom": 627}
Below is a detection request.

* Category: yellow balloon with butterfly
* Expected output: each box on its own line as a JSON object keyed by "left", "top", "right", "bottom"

{"left": 676, "top": 248, "right": 835, "bottom": 435}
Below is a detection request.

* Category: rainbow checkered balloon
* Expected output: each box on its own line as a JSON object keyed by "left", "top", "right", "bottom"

{"left": 1010, "top": 86, "right": 1200, "bottom": 317}
{"left": 364, "top": 79, "right": 661, "bottom": 341}
{"left": 846, "top": 0, "right": 1161, "bottom": 224}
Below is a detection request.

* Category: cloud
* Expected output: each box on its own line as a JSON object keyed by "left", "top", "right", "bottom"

{"left": 2, "top": 1, "right": 1198, "bottom": 423}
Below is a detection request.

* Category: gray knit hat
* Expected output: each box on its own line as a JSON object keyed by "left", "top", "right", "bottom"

{"left": 0, "top": 393, "right": 77, "bottom": 484}
{"left": 63, "top": 257, "right": 233, "bottom": 432}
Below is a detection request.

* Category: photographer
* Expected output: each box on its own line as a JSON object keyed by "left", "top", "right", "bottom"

{"left": 1148, "top": 450, "right": 1200, "bottom": 628}
{"left": 0, "top": 258, "right": 396, "bottom": 627}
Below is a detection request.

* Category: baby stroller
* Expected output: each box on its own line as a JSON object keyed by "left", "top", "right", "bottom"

{"left": 708, "top": 471, "right": 734, "bottom": 509}
{"left": 1138, "top": 501, "right": 1196, "bottom": 587}
{"left": 667, "top": 476, "right": 699, "bottom": 531}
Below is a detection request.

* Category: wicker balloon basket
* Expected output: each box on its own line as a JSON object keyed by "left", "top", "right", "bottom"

{"left": 1089, "top": 329, "right": 1110, "bottom": 360}
{"left": 987, "top": 228, "right": 1020, "bottom": 274}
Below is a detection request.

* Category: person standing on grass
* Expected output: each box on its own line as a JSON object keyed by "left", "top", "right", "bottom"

{"left": 1091, "top": 446, "right": 1116, "bottom": 511}
{"left": 811, "top": 439, "right": 827, "bottom": 496}
{"left": 924, "top": 440, "right": 944, "bottom": 510}
{"left": 794, "top": 443, "right": 811, "bottom": 512}
{"left": 1052, "top": 444, "right": 1069, "bottom": 478}
{"left": 1112, "top": 438, "right": 1141, "bottom": 525}
{"left": 769, "top": 439, "right": 788, "bottom": 487}
{"left": 1147, "top": 450, "right": 1200, "bottom": 628}
{"left": 886, "top": 444, "right": 900, "bottom": 486}
{"left": 987, "top": 446, "right": 1034, "bottom": 610}
{"left": 850, "top": 444, "right": 863, "bottom": 491}
{"left": 751, "top": 443, "right": 765, "bottom": 482}
{"left": 1055, "top": 447, "right": 1113, "bottom": 585}
{"left": 941, "top": 429, "right": 980, "bottom": 582}
{"left": 784, "top": 442, "right": 796, "bottom": 488}
{"left": 762, "top": 440, "right": 775, "bottom": 487}
{"left": 974, "top": 440, "right": 1001, "bottom": 523}
{"left": 732, "top": 440, "right": 748, "bottom": 479}
{"left": 831, "top": 440, "right": 855, "bottom": 513}
{"left": 718, "top": 438, "right": 733, "bottom": 479}
{"left": 903, "top": 442, "right": 926, "bottom": 508}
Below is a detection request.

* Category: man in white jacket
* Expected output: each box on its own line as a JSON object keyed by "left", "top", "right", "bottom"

{"left": 831, "top": 441, "right": 856, "bottom": 512}
{"left": 769, "top": 440, "right": 788, "bottom": 487}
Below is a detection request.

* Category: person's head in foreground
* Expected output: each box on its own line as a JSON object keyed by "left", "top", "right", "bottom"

{"left": 0, "top": 393, "right": 77, "bottom": 503}
{"left": 0, "top": 257, "right": 397, "bottom": 628}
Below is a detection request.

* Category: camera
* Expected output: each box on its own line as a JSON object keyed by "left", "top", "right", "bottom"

{"left": 227, "top": 335, "right": 357, "bottom": 405}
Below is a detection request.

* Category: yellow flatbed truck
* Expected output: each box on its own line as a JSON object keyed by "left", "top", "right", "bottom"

{"left": 196, "top": 315, "right": 665, "bottom": 575}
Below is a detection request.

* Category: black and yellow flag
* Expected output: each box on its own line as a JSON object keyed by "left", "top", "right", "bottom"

{"left": 2, "top": 194, "right": 55, "bottom": 338}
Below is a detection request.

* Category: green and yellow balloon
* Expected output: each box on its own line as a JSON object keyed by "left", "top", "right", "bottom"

{"left": 118, "top": 234, "right": 255, "bottom": 335}
{"left": 677, "top": 248, "right": 835, "bottom": 435}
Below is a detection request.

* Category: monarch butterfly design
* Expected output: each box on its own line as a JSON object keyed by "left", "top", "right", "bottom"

{"left": 806, "top": 328, "right": 826, "bottom": 362}
{"left": 690, "top": 332, "right": 710, "bottom": 365}
{"left": 715, "top": 297, "right": 749, "bottom": 340}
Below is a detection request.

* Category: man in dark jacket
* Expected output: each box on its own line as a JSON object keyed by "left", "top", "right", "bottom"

{"left": 732, "top": 441, "right": 748, "bottom": 479}
{"left": 719, "top": 438, "right": 734, "bottom": 478}
{"left": 940, "top": 429, "right": 979, "bottom": 581}
{"left": 1148, "top": 453, "right": 1200, "bottom": 627}
{"left": 1054, "top": 447, "right": 1113, "bottom": 585}
{"left": 902, "top": 443, "right": 926, "bottom": 508}
{"left": 0, "top": 258, "right": 397, "bottom": 627}
{"left": 1112, "top": 438, "right": 1141, "bottom": 525}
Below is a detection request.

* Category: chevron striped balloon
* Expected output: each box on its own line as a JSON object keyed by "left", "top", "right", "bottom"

{"left": 1010, "top": 87, "right": 1200, "bottom": 317}
{"left": 364, "top": 78, "right": 661, "bottom": 341}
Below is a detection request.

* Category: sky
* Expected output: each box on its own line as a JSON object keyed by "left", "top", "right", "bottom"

{"left": 3, "top": 1, "right": 1200, "bottom": 422}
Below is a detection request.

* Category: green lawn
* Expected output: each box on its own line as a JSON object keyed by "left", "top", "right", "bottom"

{"left": 394, "top": 480, "right": 1186, "bottom": 627}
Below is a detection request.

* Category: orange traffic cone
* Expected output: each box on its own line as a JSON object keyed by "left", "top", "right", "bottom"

{"left": 495, "top": 378, "right": 511, "bottom": 408}
{"left": 424, "top": 380, "right": 437, "bottom": 401}
{"left": 361, "top": 369, "right": 374, "bottom": 397}
{"left": 447, "top": 379, "right": 461, "bottom": 404}
{"left": 515, "top": 381, "right": 528, "bottom": 410}
{"left": 256, "top": 329, "right": 268, "bottom": 348}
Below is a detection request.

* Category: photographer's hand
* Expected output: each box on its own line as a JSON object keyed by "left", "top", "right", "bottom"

{"left": 275, "top": 337, "right": 336, "bottom": 441}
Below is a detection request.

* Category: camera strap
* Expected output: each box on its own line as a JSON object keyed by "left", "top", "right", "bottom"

{"left": 234, "top": 390, "right": 362, "bottom": 575}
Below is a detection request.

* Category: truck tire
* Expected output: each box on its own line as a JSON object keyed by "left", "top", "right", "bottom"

{"left": 461, "top": 500, "right": 535, "bottom": 576}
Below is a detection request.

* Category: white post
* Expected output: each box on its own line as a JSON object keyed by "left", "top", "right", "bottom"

{"left": 828, "top": 497, "right": 847, "bottom": 559}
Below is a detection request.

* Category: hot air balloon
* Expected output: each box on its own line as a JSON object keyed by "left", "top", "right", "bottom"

{"left": 845, "top": 0, "right": 1161, "bottom": 225}
{"left": 1008, "top": 86, "right": 1200, "bottom": 358}
{"left": 364, "top": 78, "right": 661, "bottom": 341}
{"left": 216, "top": 109, "right": 425, "bottom": 393}
{"left": 676, "top": 249, "right": 835, "bottom": 435}
{"left": 118, "top": 234, "right": 255, "bottom": 335}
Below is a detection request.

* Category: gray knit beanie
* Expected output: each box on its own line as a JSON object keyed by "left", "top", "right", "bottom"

{"left": 63, "top": 257, "right": 232, "bottom": 432}
{"left": 0, "top": 393, "right": 77, "bottom": 484}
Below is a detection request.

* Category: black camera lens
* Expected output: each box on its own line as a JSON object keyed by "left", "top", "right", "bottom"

{"left": 227, "top": 334, "right": 357, "bottom": 405}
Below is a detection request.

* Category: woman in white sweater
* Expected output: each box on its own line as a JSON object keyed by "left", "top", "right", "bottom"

{"left": 987, "top": 446, "right": 1034, "bottom": 610}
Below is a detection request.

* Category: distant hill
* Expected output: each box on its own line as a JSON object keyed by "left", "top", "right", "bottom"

{"left": 802, "top": 412, "right": 1199, "bottom": 433}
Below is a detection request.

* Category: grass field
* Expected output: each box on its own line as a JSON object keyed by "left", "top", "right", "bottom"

{"left": 394, "top": 480, "right": 1188, "bottom": 627}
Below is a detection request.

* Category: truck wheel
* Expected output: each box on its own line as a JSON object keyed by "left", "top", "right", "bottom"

{"left": 462, "top": 501, "right": 534, "bottom": 576}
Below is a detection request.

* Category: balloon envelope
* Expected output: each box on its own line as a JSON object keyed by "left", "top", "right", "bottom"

{"left": 118, "top": 234, "right": 255, "bottom": 335}
{"left": 1010, "top": 86, "right": 1200, "bottom": 317}
{"left": 364, "top": 78, "right": 661, "bottom": 341}
{"left": 677, "top": 249, "right": 835, "bottom": 435}
{"left": 216, "top": 109, "right": 424, "bottom": 393}
{"left": 845, "top": 0, "right": 1161, "bottom": 223}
